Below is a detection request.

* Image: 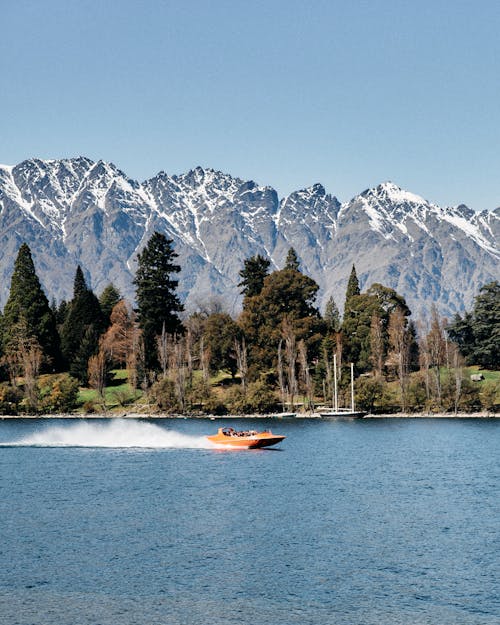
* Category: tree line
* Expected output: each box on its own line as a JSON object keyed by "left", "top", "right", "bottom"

{"left": 0, "top": 235, "right": 498, "bottom": 415}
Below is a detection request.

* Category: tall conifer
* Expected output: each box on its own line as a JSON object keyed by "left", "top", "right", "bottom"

{"left": 133, "top": 232, "right": 183, "bottom": 370}
{"left": 285, "top": 248, "right": 300, "bottom": 271}
{"left": 324, "top": 296, "right": 341, "bottom": 333}
{"left": 2, "top": 243, "right": 61, "bottom": 370}
{"left": 238, "top": 254, "right": 270, "bottom": 299}
{"left": 345, "top": 264, "right": 361, "bottom": 309}
{"left": 99, "top": 283, "right": 122, "bottom": 325}
{"left": 61, "top": 266, "right": 105, "bottom": 381}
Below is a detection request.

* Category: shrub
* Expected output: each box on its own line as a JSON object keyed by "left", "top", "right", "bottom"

{"left": 355, "top": 376, "right": 386, "bottom": 413}
{"left": 227, "top": 379, "right": 280, "bottom": 414}
{"left": 149, "top": 378, "right": 180, "bottom": 413}
{"left": 39, "top": 374, "right": 80, "bottom": 414}
{"left": 480, "top": 381, "right": 500, "bottom": 414}
{"left": 0, "top": 384, "right": 23, "bottom": 415}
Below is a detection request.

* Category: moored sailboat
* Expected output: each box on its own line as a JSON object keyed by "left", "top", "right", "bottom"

{"left": 319, "top": 359, "right": 366, "bottom": 419}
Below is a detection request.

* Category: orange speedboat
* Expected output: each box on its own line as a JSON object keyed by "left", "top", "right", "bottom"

{"left": 207, "top": 427, "right": 285, "bottom": 449}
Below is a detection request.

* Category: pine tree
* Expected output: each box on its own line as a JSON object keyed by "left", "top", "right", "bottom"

{"left": 238, "top": 254, "right": 270, "bottom": 299}
{"left": 73, "top": 265, "right": 87, "bottom": 299}
{"left": 285, "top": 248, "right": 300, "bottom": 271}
{"left": 324, "top": 296, "right": 341, "bottom": 333}
{"left": 448, "top": 281, "right": 499, "bottom": 368}
{"left": 133, "top": 232, "right": 183, "bottom": 371}
{"left": 344, "top": 264, "right": 360, "bottom": 311}
{"left": 60, "top": 266, "right": 105, "bottom": 382}
{"left": 99, "top": 284, "right": 122, "bottom": 324}
{"left": 2, "top": 243, "right": 61, "bottom": 371}
{"left": 238, "top": 266, "right": 324, "bottom": 374}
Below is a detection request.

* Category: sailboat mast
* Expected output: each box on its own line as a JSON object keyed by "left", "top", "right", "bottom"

{"left": 333, "top": 353, "right": 338, "bottom": 412}
{"left": 350, "top": 362, "right": 355, "bottom": 412}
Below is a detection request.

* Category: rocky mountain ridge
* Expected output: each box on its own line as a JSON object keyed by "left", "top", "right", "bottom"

{"left": 0, "top": 157, "right": 498, "bottom": 319}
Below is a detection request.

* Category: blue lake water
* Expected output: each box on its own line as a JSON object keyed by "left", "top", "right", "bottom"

{"left": 0, "top": 417, "right": 499, "bottom": 625}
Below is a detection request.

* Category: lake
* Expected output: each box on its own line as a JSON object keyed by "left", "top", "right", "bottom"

{"left": 0, "top": 417, "right": 499, "bottom": 625}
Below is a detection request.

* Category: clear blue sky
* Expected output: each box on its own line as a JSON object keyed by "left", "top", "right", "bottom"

{"left": 1, "top": 0, "right": 499, "bottom": 211}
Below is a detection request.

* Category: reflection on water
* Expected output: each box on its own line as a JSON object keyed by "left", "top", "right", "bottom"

{"left": 1, "top": 418, "right": 499, "bottom": 625}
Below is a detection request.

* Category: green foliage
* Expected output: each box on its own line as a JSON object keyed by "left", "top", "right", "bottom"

{"left": 239, "top": 266, "right": 324, "bottom": 373}
{"left": 284, "top": 247, "right": 300, "bottom": 271}
{"left": 355, "top": 376, "right": 388, "bottom": 413}
{"left": 344, "top": 264, "right": 360, "bottom": 310}
{"left": 203, "top": 313, "right": 240, "bottom": 376}
{"left": 226, "top": 379, "right": 280, "bottom": 414}
{"left": 0, "top": 384, "right": 23, "bottom": 415}
{"left": 99, "top": 284, "right": 122, "bottom": 324}
{"left": 39, "top": 374, "right": 80, "bottom": 413}
{"left": 479, "top": 380, "right": 500, "bottom": 413}
{"left": 134, "top": 232, "right": 183, "bottom": 370}
{"left": 342, "top": 283, "right": 412, "bottom": 373}
{"left": 323, "top": 296, "right": 341, "bottom": 333}
{"left": 238, "top": 254, "right": 270, "bottom": 299}
{"left": 149, "top": 377, "right": 179, "bottom": 413}
{"left": 60, "top": 266, "right": 105, "bottom": 383}
{"left": 448, "top": 281, "right": 499, "bottom": 368}
{"left": 2, "top": 243, "right": 62, "bottom": 371}
{"left": 341, "top": 293, "right": 380, "bottom": 370}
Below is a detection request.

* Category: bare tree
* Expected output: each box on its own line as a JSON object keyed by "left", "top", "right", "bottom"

{"left": 101, "top": 300, "right": 136, "bottom": 367}
{"left": 426, "top": 306, "right": 447, "bottom": 408}
{"left": 323, "top": 343, "right": 333, "bottom": 405}
{"left": 298, "top": 339, "right": 314, "bottom": 412}
{"left": 88, "top": 347, "right": 107, "bottom": 405}
{"left": 450, "top": 342, "right": 465, "bottom": 415}
{"left": 2, "top": 318, "right": 42, "bottom": 410}
{"left": 370, "top": 312, "right": 384, "bottom": 377}
{"left": 234, "top": 337, "right": 248, "bottom": 395}
{"left": 282, "top": 318, "right": 298, "bottom": 409}
{"left": 156, "top": 322, "right": 169, "bottom": 379}
{"left": 200, "top": 336, "right": 210, "bottom": 384}
{"left": 387, "top": 309, "right": 410, "bottom": 411}
{"left": 168, "top": 334, "right": 188, "bottom": 412}
{"left": 277, "top": 340, "right": 287, "bottom": 411}
{"left": 127, "top": 328, "right": 144, "bottom": 391}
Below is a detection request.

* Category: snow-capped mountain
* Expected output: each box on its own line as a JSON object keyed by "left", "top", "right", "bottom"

{"left": 0, "top": 158, "right": 498, "bottom": 318}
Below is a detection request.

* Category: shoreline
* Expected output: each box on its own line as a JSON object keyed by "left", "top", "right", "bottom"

{"left": 0, "top": 411, "right": 498, "bottom": 420}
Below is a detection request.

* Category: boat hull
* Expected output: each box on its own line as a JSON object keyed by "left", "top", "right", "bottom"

{"left": 207, "top": 429, "right": 286, "bottom": 449}
{"left": 319, "top": 411, "right": 366, "bottom": 419}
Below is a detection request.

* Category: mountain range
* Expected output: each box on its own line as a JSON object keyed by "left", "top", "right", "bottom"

{"left": 0, "top": 157, "right": 498, "bottom": 319}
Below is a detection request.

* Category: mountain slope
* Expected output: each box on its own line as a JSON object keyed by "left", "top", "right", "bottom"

{"left": 0, "top": 158, "right": 498, "bottom": 318}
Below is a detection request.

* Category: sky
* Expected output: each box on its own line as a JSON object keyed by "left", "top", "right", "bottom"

{"left": 0, "top": 0, "right": 499, "bottom": 211}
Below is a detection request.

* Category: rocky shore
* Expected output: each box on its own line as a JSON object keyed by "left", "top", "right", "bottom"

{"left": 1, "top": 411, "right": 498, "bottom": 419}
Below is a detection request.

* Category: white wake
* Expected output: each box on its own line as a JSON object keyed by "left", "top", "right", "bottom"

{"left": 7, "top": 419, "right": 213, "bottom": 449}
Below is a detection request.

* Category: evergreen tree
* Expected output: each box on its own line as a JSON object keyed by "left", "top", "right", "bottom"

{"left": 73, "top": 266, "right": 87, "bottom": 299}
{"left": 342, "top": 282, "right": 412, "bottom": 373}
{"left": 238, "top": 254, "right": 271, "bottom": 299}
{"left": 285, "top": 248, "right": 300, "bottom": 271}
{"left": 133, "top": 232, "right": 183, "bottom": 371}
{"left": 99, "top": 283, "right": 122, "bottom": 325}
{"left": 60, "top": 266, "right": 105, "bottom": 382}
{"left": 469, "top": 281, "right": 500, "bottom": 368}
{"left": 448, "top": 281, "right": 500, "bottom": 368}
{"left": 203, "top": 313, "right": 241, "bottom": 376}
{"left": 344, "top": 264, "right": 361, "bottom": 311}
{"left": 56, "top": 300, "right": 68, "bottom": 326}
{"left": 324, "top": 296, "right": 341, "bottom": 333}
{"left": 239, "top": 265, "right": 324, "bottom": 374}
{"left": 2, "top": 243, "right": 62, "bottom": 371}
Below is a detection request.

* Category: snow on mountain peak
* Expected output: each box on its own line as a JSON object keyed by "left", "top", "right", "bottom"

{"left": 371, "top": 181, "right": 428, "bottom": 206}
